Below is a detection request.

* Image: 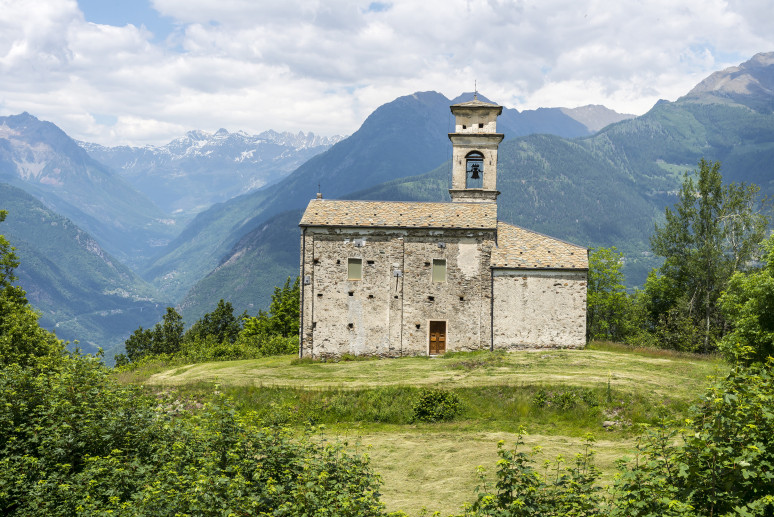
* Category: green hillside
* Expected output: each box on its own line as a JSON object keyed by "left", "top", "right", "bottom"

{"left": 355, "top": 99, "right": 774, "bottom": 285}
{"left": 178, "top": 210, "right": 302, "bottom": 322}
{"left": 0, "top": 184, "right": 169, "bottom": 353}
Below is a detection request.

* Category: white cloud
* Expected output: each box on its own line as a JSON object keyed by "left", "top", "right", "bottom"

{"left": 0, "top": 0, "right": 772, "bottom": 145}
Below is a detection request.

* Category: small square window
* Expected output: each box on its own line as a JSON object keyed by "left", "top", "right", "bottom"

{"left": 478, "top": 123, "right": 484, "bottom": 128}
{"left": 348, "top": 258, "right": 362, "bottom": 280}
{"left": 432, "top": 259, "right": 446, "bottom": 283}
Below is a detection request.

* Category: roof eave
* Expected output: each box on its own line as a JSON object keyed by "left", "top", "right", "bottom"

{"left": 490, "top": 266, "right": 589, "bottom": 272}
{"left": 300, "top": 223, "right": 497, "bottom": 231}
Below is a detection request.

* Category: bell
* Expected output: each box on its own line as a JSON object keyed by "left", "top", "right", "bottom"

{"left": 470, "top": 163, "right": 481, "bottom": 180}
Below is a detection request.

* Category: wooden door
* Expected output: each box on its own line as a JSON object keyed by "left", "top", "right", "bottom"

{"left": 429, "top": 321, "right": 446, "bottom": 355}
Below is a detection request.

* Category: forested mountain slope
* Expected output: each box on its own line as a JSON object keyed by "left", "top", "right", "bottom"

{"left": 0, "top": 184, "right": 168, "bottom": 352}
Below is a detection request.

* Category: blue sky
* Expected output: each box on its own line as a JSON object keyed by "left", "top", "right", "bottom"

{"left": 0, "top": 0, "right": 772, "bottom": 146}
{"left": 78, "top": 0, "right": 176, "bottom": 41}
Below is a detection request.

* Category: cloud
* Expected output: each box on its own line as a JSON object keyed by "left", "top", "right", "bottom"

{"left": 0, "top": 0, "right": 772, "bottom": 145}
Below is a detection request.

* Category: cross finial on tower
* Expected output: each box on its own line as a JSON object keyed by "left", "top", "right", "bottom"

{"left": 474, "top": 80, "right": 477, "bottom": 100}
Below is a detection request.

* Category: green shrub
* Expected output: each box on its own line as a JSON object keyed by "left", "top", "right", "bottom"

{"left": 465, "top": 430, "right": 603, "bottom": 516}
{"left": 412, "top": 388, "right": 461, "bottom": 422}
{"left": 531, "top": 386, "right": 599, "bottom": 410}
{"left": 0, "top": 353, "right": 387, "bottom": 516}
{"left": 467, "top": 360, "right": 774, "bottom": 516}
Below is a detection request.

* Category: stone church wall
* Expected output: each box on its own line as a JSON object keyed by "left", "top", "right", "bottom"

{"left": 300, "top": 227, "right": 495, "bottom": 358}
{"left": 492, "top": 269, "right": 587, "bottom": 349}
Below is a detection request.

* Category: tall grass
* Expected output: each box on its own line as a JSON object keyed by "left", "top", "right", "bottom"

{"left": 158, "top": 380, "right": 690, "bottom": 436}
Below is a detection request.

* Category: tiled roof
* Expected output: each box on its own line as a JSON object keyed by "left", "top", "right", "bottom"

{"left": 299, "top": 199, "right": 498, "bottom": 229}
{"left": 491, "top": 222, "right": 587, "bottom": 270}
{"left": 452, "top": 99, "right": 501, "bottom": 109}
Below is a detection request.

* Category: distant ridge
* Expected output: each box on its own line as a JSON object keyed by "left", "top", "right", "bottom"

{"left": 81, "top": 128, "right": 344, "bottom": 214}
{"left": 560, "top": 105, "right": 635, "bottom": 132}
{"left": 0, "top": 112, "right": 175, "bottom": 267}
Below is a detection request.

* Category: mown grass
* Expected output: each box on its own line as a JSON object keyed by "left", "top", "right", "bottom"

{"left": 143, "top": 346, "right": 723, "bottom": 405}
{"left": 122, "top": 344, "right": 726, "bottom": 515}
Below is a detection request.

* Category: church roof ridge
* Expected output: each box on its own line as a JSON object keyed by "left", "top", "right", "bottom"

{"left": 299, "top": 198, "right": 497, "bottom": 229}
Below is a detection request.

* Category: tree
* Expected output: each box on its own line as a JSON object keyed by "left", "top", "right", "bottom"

{"left": 122, "top": 307, "right": 184, "bottom": 362}
{"left": 183, "top": 299, "right": 243, "bottom": 345}
{"left": 152, "top": 306, "right": 184, "bottom": 355}
{"left": 243, "top": 277, "right": 300, "bottom": 339}
{"left": 649, "top": 159, "right": 768, "bottom": 352}
{"left": 719, "top": 235, "right": 774, "bottom": 364}
{"left": 123, "top": 326, "right": 154, "bottom": 362}
{"left": 587, "top": 247, "right": 632, "bottom": 342}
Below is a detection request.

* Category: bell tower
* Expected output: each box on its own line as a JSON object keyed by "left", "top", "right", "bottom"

{"left": 448, "top": 97, "right": 504, "bottom": 203}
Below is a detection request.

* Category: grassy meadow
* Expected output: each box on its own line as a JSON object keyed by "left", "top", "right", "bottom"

{"left": 123, "top": 343, "right": 725, "bottom": 515}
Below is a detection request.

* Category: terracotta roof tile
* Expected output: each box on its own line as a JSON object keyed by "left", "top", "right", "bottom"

{"left": 299, "top": 199, "right": 498, "bottom": 229}
{"left": 491, "top": 222, "right": 587, "bottom": 270}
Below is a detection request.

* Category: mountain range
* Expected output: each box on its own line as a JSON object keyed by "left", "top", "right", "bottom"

{"left": 81, "top": 129, "right": 344, "bottom": 215}
{"left": 2, "top": 51, "right": 773, "bottom": 355}
{"left": 0, "top": 113, "right": 176, "bottom": 268}
{"left": 144, "top": 93, "right": 634, "bottom": 303}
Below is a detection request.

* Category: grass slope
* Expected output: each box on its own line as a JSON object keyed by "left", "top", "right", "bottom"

{"left": 134, "top": 345, "right": 724, "bottom": 515}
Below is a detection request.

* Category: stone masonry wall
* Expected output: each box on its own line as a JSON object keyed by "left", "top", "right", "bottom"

{"left": 300, "top": 227, "right": 495, "bottom": 358}
{"left": 492, "top": 269, "right": 587, "bottom": 349}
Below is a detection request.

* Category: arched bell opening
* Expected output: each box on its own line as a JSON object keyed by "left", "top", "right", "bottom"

{"left": 465, "top": 151, "right": 484, "bottom": 188}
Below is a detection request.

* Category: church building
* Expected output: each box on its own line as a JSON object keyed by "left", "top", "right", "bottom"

{"left": 298, "top": 98, "right": 587, "bottom": 358}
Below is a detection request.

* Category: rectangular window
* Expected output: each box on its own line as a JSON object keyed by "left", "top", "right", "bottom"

{"left": 432, "top": 259, "right": 446, "bottom": 282}
{"left": 348, "top": 258, "right": 362, "bottom": 280}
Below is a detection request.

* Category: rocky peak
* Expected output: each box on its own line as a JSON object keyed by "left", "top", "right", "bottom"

{"left": 682, "top": 51, "right": 774, "bottom": 112}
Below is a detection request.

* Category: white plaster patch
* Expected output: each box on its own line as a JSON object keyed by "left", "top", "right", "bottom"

{"left": 457, "top": 238, "right": 478, "bottom": 278}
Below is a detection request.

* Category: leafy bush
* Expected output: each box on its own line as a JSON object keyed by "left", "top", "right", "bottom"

{"left": 0, "top": 353, "right": 387, "bottom": 516}
{"left": 465, "top": 431, "right": 603, "bottom": 516}
{"left": 412, "top": 388, "right": 461, "bottom": 422}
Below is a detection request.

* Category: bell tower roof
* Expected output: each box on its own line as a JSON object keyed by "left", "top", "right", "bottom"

{"left": 450, "top": 98, "right": 503, "bottom": 113}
